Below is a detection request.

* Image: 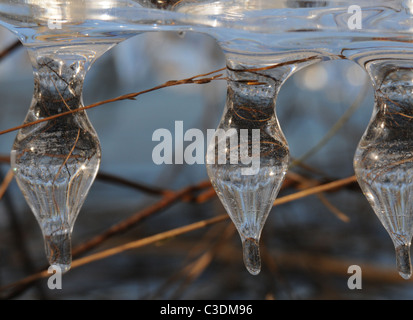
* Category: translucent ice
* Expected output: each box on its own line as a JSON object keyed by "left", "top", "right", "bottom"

{"left": 206, "top": 64, "right": 290, "bottom": 275}
{"left": 354, "top": 66, "right": 413, "bottom": 279}
{"left": 11, "top": 53, "right": 101, "bottom": 272}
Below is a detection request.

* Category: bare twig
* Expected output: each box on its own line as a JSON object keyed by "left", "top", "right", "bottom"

{"left": 272, "top": 175, "right": 357, "bottom": 206}
{"left": 0, "top": 169, "right": 14, "bottom": 201}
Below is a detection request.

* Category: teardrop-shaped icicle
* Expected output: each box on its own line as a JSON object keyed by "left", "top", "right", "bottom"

{"left": 206, "top": 61, "right": 301, "bottom": 275}
{"left": 354, "top": 63, "right": 413, "bottom": 279}
{"left": 11, "top": 47, "right": 107, "bottom": 272}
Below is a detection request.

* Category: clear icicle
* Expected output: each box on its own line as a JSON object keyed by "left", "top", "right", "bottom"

{"left": 206, "top": 63, "right": 291, "bottom": 275}
{"left": 11, "top": 51, "right": 102, "bottom": 273}
{"left": 354, "top": 65, "right": 413, "bottom": 279}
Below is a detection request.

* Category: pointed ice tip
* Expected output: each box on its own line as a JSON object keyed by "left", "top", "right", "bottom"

{"left": 43, "top": 231, "right": 72, "bottom": 274}
{"left": 242, "top": 238, "right": 261, "bottom": 276}
{"left": 399, "top": 271, "right": 412, "bottom": 280}
{"left": 395, "top": 244, "right": 412, "bottom": 280}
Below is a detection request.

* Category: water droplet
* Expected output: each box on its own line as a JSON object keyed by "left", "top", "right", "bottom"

{"left": 242, "top": 238, "right": 261, "bottom": 275}
{"left": 395, "top": 244, "right": 412, "bottom": 279}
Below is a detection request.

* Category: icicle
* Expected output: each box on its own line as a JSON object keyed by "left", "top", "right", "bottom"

{"left": 354, "top": 61, "right": 413, "bottom": 279}
{"left": 10, "top": 47, "right": 109, "bottom": 273}
{"left": 206, "top": 57, "right": 319, "bottom": 275}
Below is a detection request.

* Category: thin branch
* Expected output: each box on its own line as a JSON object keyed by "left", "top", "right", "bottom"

{"left": 70, "top": 215, "right": 227, "bottom": 269}
{"left": 0, "top": 169, "right": 14, "bottom": 201}
{"left": 273, "top": 175, "right": 358, "bottom": 206}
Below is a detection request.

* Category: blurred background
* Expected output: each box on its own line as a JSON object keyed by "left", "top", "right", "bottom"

{"left": 0, "top": 25, "right": 411, "bottom": 300}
